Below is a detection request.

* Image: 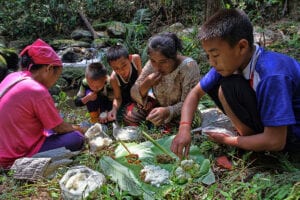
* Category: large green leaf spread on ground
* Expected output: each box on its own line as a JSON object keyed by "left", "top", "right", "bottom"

{"left": 99, "top": 135, "right": 215, "bottom": 199}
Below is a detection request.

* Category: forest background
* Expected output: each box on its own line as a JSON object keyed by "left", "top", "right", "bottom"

{"left": 0, "top": 0, "right": 300, "bottom": 199}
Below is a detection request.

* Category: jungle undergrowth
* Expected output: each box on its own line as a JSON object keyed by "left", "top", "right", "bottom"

{"left": 1, "top": 94, "right": 299, "bottom": 199}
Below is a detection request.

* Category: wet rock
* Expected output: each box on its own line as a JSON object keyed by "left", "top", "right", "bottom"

{"left": 107, "top": 21, "right": 126, "bottom": 38}
{"left": 71, "top": 29, "right": 93, "bottom": 42}
{"left": 51, "top": 39, "right": 91, "bottom": 50}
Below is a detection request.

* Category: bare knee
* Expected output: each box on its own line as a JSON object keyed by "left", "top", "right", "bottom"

{"left": 217, "top": 87, "right": 255, "bottom": 136}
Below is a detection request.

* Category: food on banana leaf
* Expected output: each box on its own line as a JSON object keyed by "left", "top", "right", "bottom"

{"left": 156, "top": 154, "right": 176, "bottom": 164}
{"left": 172, "top": 159, "right": 211, "bottom": 184}
{"left": 140, "top": 165, "right": 170, "bottom": 187}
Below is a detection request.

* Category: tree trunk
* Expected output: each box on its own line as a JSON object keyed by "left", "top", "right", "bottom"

{"left": 204, "top": 0, "right": 223, "bottom": 21}
{"left": 78, "top": 10, "right": 98, "bottom": 40}
{"left": 288, "top": 0, "right": 300, "bottom": 18}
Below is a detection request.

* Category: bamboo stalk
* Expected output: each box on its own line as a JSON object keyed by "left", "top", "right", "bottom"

{"left": 119, "top": 140, "right": 132, "bottom": 155}
{"left": 141, "top": 131, "right": 174, "bottom": 158}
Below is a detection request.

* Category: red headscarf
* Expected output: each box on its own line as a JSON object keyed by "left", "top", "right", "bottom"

{"left": 20, "top": 39, "right": 62, "bottom": 67}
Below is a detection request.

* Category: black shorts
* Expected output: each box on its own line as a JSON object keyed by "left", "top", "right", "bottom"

{"left": 206, "top": 74, "right": 264, "bottom": 133}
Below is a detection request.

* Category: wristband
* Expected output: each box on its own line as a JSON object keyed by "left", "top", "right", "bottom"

{"left": 180, "top": 121, "right": 191, "bottom": 126}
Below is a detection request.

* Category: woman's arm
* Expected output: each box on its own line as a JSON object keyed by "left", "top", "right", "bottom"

{"left": 131, "top": 61, "right": 158, "bottom": 105}
{"left": 165, "top": 60, "right": 200, "bottom": 122}
{"left": 52, "top": 121, "right": 74, "bottom": 134}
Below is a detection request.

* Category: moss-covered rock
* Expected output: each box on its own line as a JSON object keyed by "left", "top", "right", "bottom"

{"left": 0, "top": 47, "right": 19, "bottom": 71}
{"left": 0, "top": 54, "right": 7, "bottom": 82}
{"left": 50, "top": 39, "right": 91, "bottom": 50}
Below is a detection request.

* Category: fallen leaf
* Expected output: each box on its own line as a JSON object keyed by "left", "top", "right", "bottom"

{"left": 216, "top": 156, "right": 233, "bottom": 170}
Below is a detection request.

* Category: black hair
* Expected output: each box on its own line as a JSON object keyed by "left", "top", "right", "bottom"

{"left": 85, "top": 62, "right": 107, "bottom": 80}
{"left": 198, "top": 8, "right": 254, "bottom": 48}
{"left": 19, "top": 53, "right": 44, "bottom": 71}
{"left": 147, "top": 32, "right": 183, "bottom": 60}
{"left": 106, "top": 44, "right": 129, "bottom": 63}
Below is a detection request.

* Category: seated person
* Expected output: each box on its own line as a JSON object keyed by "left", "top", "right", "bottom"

{"left": 0, "top": 39, "right": 84, "bottom": 169}
{"left": 127, "top": 32, "right": 200, "bottom": 130}
{"left": 171, "top": 8, "right": 300, "bottom": 159}
{"left": 74, "top": 62, "right": 113, "bottom": 123}
{"left": 106, "top": 44, "right": 142, "bottom": 122}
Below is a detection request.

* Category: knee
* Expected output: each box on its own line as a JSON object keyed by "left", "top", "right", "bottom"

{"left": 69, "top": 131, "right": 85, "bottom": 151}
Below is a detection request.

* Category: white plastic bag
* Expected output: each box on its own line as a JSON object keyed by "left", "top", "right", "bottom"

{"left": 59, "top": 165, "right": 106, "bottom": 200}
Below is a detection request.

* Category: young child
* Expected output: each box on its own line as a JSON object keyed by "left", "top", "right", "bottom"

{"left": 74, "top": 62, "right": 113, "bottom": 123}
{"left": 171, "top": 8, "right": 300, "bottom": 159}
{"left": 106, "top": 45, "right": 142, "bottom": 122}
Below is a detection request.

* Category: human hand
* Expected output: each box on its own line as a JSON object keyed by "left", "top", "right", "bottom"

{"left": 147, "top": 72, "right": 162, "bottom": 86}
{"left": 143, "top": 101, "right": 153, "bottom": 111}
{"left": 86, "top": 91, "right": 98, "bottom": 102}
{"left": 99, "top": 111, "right": 108, "bottom": 124}
{"left": 72, "top": 124, "right": 86, "bottom": 135}
{"left": 205, "top": 131, "right": 233, "bottom": 144}
{"left": 171, "top": 126, "right": 192, "bottom": 160}
{"left": 146, "top": 107, "right": 169, "bottom": 126}
{"left": 107, "top": 109, "right": 117, "bottom": 121}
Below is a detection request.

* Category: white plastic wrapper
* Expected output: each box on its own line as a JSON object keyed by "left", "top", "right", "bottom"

{"left": 85, "top": 123, "right": 112, "bottom": 153}
{"left": 59, "top": 166, "right": 106, "bottom": 200}
{"left": 202, "top": 126, "right": 236, "bottom": 136}
{"left": 113, "top": 126, "right": 141, "bottom": 141}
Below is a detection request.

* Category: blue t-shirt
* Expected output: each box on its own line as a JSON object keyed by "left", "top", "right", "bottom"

{"left": 200, "top": 47, "right": 300, "bottom": 139}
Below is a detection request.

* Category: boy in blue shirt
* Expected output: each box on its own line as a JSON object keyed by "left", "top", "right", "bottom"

{"left": 171, "top": 8, "right": 300, "bottom": 159}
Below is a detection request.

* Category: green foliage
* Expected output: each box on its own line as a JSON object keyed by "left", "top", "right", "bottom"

{"left": 180, "top": 28, "right": 201, "bottom": 62}
{"left": 225, "top": 0, "right": 284, "bottom": 24}
{"left": 99, "top": 136, "right": 215, "bottom": 199}
{"left": 0, "top": 0, "right": 79, "bottom": 40}
{"left": 123, "top": 9, "right": 152, "bottom": 62}
{"left": 132, "top": 8, "right": 152, "bottom": 26}
{"left": 268, "top": 32, "right": 300, "bottom": 61}
{"left": 198, "top": 94, "right": 216, "bottom": 110}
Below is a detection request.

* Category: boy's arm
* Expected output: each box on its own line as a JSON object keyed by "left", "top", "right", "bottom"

{"left": 74, "top": 81, "right": 88, "bottom": 107}
{"left": 171, "top": 84, "right": 205, "bottom": 159}
{"left": 74, "top": 92, "right": 96, "bottom": 106}
{"left": 207, "top": 126, "right": 287, "bottom": 151}
{"left": 131, "top": 54, "right": 142, "bottom": 75}
{"left": 110, "top": 73, "right": 122, "bottom": 113}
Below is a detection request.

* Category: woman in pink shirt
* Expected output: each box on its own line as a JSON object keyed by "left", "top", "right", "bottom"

{"left": 0, "top": 39, "right": 84, "bottom": 169}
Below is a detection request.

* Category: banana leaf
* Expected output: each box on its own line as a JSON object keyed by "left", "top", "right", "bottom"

{"left": 99, "top": 135, "right": 215, "bottom": 199}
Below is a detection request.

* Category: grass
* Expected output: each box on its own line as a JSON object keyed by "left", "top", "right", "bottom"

{"left": 0, "top": 95, "right": 299, "bottom": 200}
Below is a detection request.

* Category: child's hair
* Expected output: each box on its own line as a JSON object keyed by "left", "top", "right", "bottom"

{"left": 106, "top": 45, "right": 129, "bottom": 63}
{"left": 85, "top": 62, "right": 107, "bottom": 80}
{"left": 147, "top": 32, "right": 183, "bottom": 60}
{"left": 198, "top": 8, "right": 254, "bottom": 48}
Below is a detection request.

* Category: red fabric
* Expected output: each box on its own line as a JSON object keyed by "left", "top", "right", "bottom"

{"left": 20, "top": 39, "right": 62, "bottom": 67}
{"left": 249, "top": 72, "right": 254, "bottom": 88}
{"left": 0, "top": 71, "right": 63, "bottom": 168}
